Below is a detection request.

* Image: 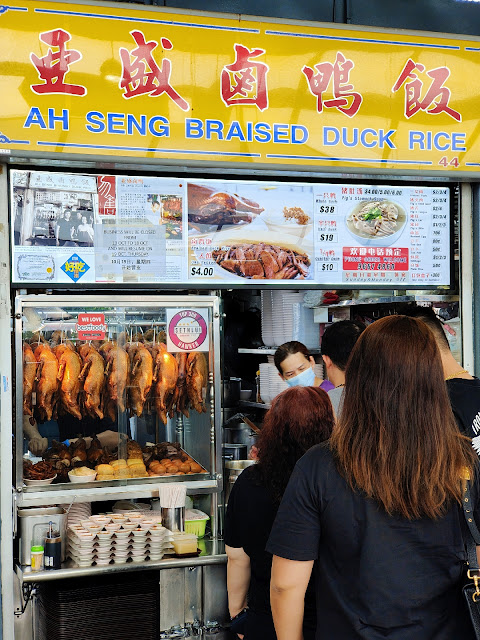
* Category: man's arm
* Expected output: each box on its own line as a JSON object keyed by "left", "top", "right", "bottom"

{"left": 270, "top": 556, "right": 314, "bottom": 640}
{"left": 225, "top": 544, "right": 251, "bottom": 618}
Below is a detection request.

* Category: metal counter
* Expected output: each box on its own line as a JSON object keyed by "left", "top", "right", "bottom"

{"left": 17, "top": 538, "right": 226, "bottom": 583}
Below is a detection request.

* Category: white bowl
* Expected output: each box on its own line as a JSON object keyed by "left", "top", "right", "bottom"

{"left": 69, "top": 470, "right": 97, "bottom": 483}
{"left": 240, "top": 389, "right": 252, "bottom": 401}
{"left": 24, "top": 474, "right": 57, "bottom": 486}
{"left": 114, "top": 530, "right": 131, "bottom": 539}
{"left": 96, "top": 530, "right": 113, "bottom": 539}
{"left": 345, "top": 199, "right": 407, "bottom": 247}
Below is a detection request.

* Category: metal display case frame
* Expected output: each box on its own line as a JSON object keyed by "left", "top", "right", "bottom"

{"left": 14, "top": 294, "right": 223, "bottom": 510}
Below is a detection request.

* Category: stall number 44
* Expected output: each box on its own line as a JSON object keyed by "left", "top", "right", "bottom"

{"left": 439, "top": 157, "right": 459, "bottom": 167}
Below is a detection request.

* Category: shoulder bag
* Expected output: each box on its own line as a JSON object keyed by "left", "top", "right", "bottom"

{"left": 461, "top": 479, "right": 480, "bottom": 639}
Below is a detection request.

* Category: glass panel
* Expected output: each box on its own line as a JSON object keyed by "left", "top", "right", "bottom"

{"left": 20, "top": 300, "right": 214, "bottom": 491}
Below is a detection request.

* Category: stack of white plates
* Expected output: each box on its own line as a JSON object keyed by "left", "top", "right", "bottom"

{"left": 60, "top": 502, "right": 91, "bottom": 528}
{"left": 271, "top": 291, "right": 286, "bottom": 346}
{"left": 259, "top": 362, "right": 272, "bottom": 404}
{"left": 261, "top": 291, "right": 274, "bottom": 347}
{"left": 259, "top": 362, "right": 289, "bottom": 405}
{"left": 112, "top": 500, "right": 151, "bottom": 513}
{"left": 314, "top": 363, "right": 324, "bottom": 380}
{"left": 263, "top": 291, "right": 319, "bottom": 348}
{"left": 269, "top": 370, "right": 288, "bottom": 400}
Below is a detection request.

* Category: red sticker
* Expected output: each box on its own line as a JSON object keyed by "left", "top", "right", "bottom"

{"left": 76, "top": 313, "right": 107, "bottom": 340}
{"left": 343, "top": 247, "right": 409, "bottom": 271}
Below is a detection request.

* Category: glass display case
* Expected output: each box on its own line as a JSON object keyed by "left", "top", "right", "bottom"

{"left": 14, "top": 295, "right": 221, "bottom": 506}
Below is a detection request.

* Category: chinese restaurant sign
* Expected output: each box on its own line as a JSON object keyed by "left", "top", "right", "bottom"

{"left": 11, "top": 170, "right": 450, "bottom": 288}
{"left": 0, "top": 2, "right": 480, "bottom": 173}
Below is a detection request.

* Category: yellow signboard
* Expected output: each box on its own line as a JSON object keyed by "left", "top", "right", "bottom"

{"left": 1, "top": 1, "right": 480, "bottom": 173}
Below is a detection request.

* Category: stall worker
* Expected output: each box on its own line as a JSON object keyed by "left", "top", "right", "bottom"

{"left": 274, "top": 341, "right": 333, "bottom": 391}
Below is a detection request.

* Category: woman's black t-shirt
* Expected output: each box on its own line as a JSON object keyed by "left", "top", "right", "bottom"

{"left": 224, "top": 464, "right": 316, "bottom": 629}
{"left": 267, "top": 443, "right": 478, "bottom": 640}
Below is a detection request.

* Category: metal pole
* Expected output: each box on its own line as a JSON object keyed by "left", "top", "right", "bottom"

{"left": 460, "top": 184, "right": 475, "bottom": 373}
{"left": 0, "top": 164, "right": 14, "bottom": 640}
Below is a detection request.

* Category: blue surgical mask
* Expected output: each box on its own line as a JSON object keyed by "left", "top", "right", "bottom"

{"left": 285, "top": 366, "right": 316, "bottom": 387}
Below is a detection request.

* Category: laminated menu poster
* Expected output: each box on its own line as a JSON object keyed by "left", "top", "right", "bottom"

{"left": 187, "top": 181, "right": 450, "bottom": 287}
{"left": 10, "top": 170, "right": 450, "bottom": 287}
{"left": 94, "top": 176, "right": 183, "bottom": 283}
{"left": 11, "top": 171, "right": 185, "bottom": 284}
{"left": 11, "top": 170, "right": 97, "bottom": 284}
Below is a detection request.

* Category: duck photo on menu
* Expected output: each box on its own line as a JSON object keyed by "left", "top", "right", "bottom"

{"left": 187, "top": 181, "right": 315, "bottom": 282}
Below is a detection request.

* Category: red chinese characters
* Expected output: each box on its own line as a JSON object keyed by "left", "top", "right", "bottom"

{"left": 221, "top": 44, "right": 269, "bottom": 111}
{"left": 302, "top": 52, "right": 362, "bottom": 117}
{"left": 119, "top": 30, "right": 189, "bottom": 111}
{"left": 97, "top": 176, "right": 116, "bottom": 217}
{"left": 392, "top": 59, "right": 461, "bottom": 122}
{"left": 30, "top": 29, "right": 86, "bottom": 96}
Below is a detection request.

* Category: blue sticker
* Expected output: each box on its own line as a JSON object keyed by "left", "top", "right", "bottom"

{"left": 61, "top": 254, "right": 90, "bottom": 282}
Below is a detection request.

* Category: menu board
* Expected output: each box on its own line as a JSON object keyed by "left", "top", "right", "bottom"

{"left": 10, "top": 170, "right": 450, "bottom": 288}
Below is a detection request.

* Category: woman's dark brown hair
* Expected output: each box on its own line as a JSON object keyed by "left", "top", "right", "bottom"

{"left": 256, "top": 386, "right": 335, "bottom": 503}
{"left": 331, "top": 315, "right": 477, "bottom": 520}
{"left": 274, "top": 341, "right": 310, "bottom": 374}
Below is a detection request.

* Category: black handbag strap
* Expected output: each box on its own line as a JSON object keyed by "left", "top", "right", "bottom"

{"left": 461, "top": 480, "right": 480, "bottom": 585}
{"left": 463, "top": 480, "right": 480, "bottom": 545}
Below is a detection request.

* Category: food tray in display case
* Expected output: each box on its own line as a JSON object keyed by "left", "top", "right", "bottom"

{"left": 15, "top": 295, "right": 222, "bottom": 506}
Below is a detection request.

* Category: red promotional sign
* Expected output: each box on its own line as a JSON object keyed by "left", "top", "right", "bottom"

{"left": 76, "top": 313, "right": 107, "bottom": 340}
{"left": 343, "top": 247, "right": 409, "bottom": 271}
{"left": 97, "top": 176, "right": 116, "bottom": 217}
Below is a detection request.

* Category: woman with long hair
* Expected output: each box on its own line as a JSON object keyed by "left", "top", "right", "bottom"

{"left": 225, "top": 386, "right": 335, "bottom": 640}
{"left": 268, "top": 315, "right": 479, "bottom": 640}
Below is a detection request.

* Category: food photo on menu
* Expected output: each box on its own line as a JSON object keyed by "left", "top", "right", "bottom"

{"left": 146, "top": 193, "right": 183, "bottom": 239}
{"left": 187, "top": 181, "right": 314, "bottom": 281}
{"left": 346, "top": 198, "right": 408, "bottom": 246}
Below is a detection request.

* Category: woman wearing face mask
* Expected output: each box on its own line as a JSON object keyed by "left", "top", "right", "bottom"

{"left": 274, "top": 341, "right": 333, "bottom": 390}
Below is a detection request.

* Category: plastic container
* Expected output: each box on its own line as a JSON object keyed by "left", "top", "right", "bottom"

{"left": 30, "top": 546, "right": 44, "bottom": 571}
{"left": 172, "top": 533, "right": 198, "bottom": 555}
{"left": 185, "top": 510, "right": 210, "bottom": 538}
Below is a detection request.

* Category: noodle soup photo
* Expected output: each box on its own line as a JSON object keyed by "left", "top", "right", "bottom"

{"left": 346, "top": 200, "right": 407, "bottom": 246}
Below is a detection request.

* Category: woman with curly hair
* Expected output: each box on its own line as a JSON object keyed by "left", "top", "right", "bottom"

{"left": 224, "top": 386, "right": 335, "bottom": 640}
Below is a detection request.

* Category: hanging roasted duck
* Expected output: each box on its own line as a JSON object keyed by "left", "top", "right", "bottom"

{"left": 34, "top": 343, "right": 59, "bottom": 421}
{"left": 186, "top": 352, "right": 208, "bottom": 413}
{"left": 54, "top": 343, "right": 83, "bottom": 420}
{"left": 23, "top": 342, "right": 37, "bottom": 418}
{"left": 99, "top": 341, "right": 130, "bottom": 416}
{"left": 78, "top": 344, "right": 105, "bottom": 420}
{"left": 188, "top": 183, "right": 264, "bottom": 226}
{"left": 152, "top": 343, "right": 178, "bottom": 425}
{"left": 168, "top": 352, "right": 189, "bottom": 418}
{"left": 128, "top": 343, "right": 154, "bottom": 417}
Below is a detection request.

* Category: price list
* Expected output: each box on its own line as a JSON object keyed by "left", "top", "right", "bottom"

{"left": 312, "top": 184, "right": 450, "bottom": 286}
